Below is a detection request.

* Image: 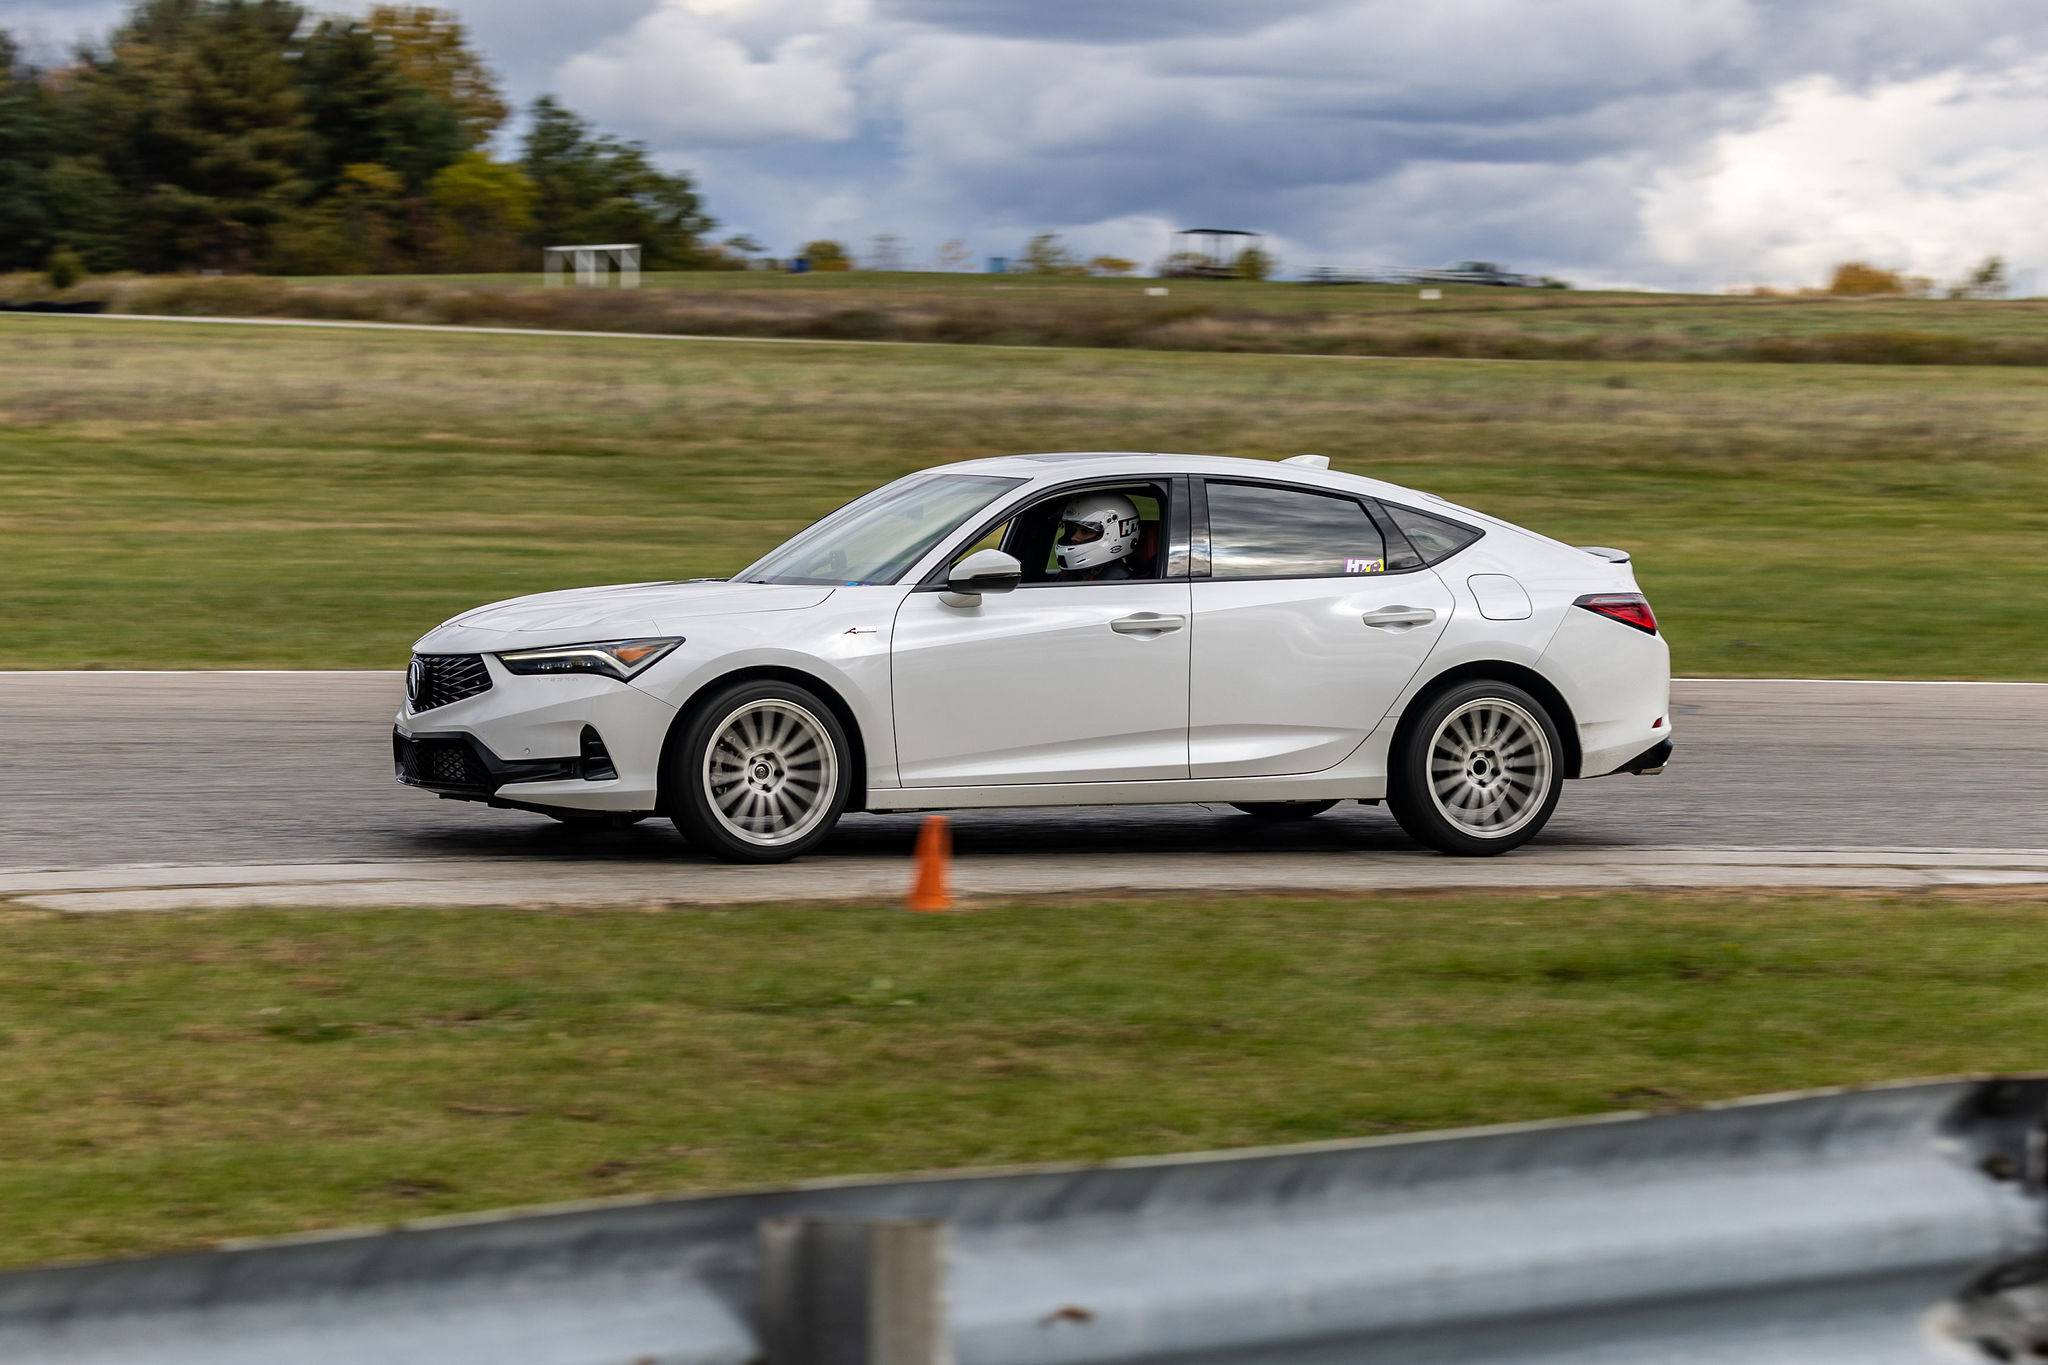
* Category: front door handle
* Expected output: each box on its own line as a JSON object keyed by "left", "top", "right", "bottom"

{"left": 1111, "top": 612, "right": 1186, "bottom": 636}
{"left": 1363, "top": 606, "right": 1437, "bottom": 630}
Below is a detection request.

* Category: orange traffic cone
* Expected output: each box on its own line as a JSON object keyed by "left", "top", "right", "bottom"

{"left": 906, "top": 815, "right": 953, "bottom": 913}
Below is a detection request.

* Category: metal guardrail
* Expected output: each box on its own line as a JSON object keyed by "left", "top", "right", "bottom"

{"left": 4, "top": 1078, "right": 2047, "bottom": 1364}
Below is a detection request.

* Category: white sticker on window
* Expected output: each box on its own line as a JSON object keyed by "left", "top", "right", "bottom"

{"left": 1344, "top": 557, "right": 1386, "bottom": 574}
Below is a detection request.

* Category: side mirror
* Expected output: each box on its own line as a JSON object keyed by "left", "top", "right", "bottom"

{"left": 942, "top": 548, "right": 1022, "bottom": 607}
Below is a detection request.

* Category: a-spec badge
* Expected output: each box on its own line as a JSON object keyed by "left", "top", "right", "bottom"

{"left": 406, "top": 657, "right": 426, "bottom": 709}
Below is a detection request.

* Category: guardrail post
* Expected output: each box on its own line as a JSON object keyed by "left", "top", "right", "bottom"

{"left": 758, "top": 1217, "right": 950, "bottom": 1365}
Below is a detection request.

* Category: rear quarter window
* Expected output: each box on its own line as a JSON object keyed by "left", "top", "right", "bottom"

{"left": 1382, "top": 502, "right": 1483, "bottom": 566}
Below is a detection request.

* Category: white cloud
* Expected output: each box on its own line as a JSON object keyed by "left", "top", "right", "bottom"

{"left": 26, "top": 0, "right": 2048, "bottom": 286}
{"left": 554, "top": 0, "right": 867, "bottom": 146}
{"left": 1041, "top": 213, "right": 1180, "bottom": 265}
{"left": 5, "top": 1, "right": 125, "bottom": 60}
{"left": 686, "top": 150, "right": 873, "bottom": 247}
{"left": 1640, "top": 59, "right": 2048, "bottom": 288}
{"left": 879, "top": 0, "right": 1327, "bottom": 43}
{"left": 1286, "top": 156, "right": 1650, "bottom": 280}
{"left": 879, "top": 35, "right": 1176, "bottom": 169}
{"left": 441, "top": 0, "right": 2048, "bottom": 281}
{"left": 1164, "top": 0, "right": 1761, "bottom": 115}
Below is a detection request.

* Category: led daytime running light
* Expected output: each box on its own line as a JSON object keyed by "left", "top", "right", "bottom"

{"left": 497, "top": 637, "right": 682, "bottom": 679}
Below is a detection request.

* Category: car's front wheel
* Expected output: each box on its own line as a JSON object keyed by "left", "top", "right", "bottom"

{"left": 670, "top": 680, "right": 852, "bottom": 863}
{"left": 1388, "top": 680, "right": 1563, "bottom": 856}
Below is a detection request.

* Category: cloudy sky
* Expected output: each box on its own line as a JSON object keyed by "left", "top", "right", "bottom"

{"left": 14, "top": 0, "right": 2048, "bottom": 289}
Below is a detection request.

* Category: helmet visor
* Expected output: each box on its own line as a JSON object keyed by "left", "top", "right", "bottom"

{"left": 1056, "top": 517, "right": 1104, "bottom": 547}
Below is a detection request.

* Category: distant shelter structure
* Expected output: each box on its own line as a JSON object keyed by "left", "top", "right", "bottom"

{"left": 1162, "top": 228, "right": 1264, "bottom": 279}
{"left": 543, "top": 243, "right": 641, "bottom": 287}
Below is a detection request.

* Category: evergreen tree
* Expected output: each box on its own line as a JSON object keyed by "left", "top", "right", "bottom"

{"left": 364, "top": 6, "right": 506, "bottom": 149}
{"left": 42, "top": 156, "right": 132, "bottom": 270}
{"left": 296, "top": 17, "right": 464, "bottom": 197}
{"left": 75, "top": 0, "right": 310, "bottom": 270}
{"left": 521, "top": 96, "right": 713, "bottom": 268}
{"left": 0, "top": 33, "right": 56, "bottom": 269}
{"left": 270, "top": 160, "right": 411, "bottom": 273}
{"left": 9, "top": 3, "right": 724, "bottom": 276}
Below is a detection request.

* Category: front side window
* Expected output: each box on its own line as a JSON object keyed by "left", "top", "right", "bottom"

{"left": 954, "top": 482, "right": 1169, "bottom": 584}
{"left": 739, "top": 473, "right": 1024, "bottom": 586}
{"left": 1205, "top": 482, "right": 1386, "bottom": 579}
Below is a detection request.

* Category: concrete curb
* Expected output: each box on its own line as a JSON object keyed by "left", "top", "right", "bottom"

{"left": 4, "top": 847, "right": 2045, "bottom": 913}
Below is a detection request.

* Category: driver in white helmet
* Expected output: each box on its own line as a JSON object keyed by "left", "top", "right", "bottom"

{"left": 1053, "top": 492, "right": 1142, "bottom": 581}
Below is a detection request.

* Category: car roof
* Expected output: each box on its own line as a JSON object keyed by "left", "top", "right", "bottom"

{"left": 935, "top": 451, "right": 1437, "bottom": 507}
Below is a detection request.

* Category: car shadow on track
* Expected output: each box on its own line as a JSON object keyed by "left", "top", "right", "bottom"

{"left": 387, "top": 802, "right": 1629, "bottom": 864}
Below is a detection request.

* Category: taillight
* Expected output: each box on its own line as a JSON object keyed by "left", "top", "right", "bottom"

{"left": 1575, "top": 592, "right": 1657, "bottom": 635}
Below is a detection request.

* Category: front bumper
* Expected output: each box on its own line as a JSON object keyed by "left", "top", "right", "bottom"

{"left": 392, "top": 656, "right": 677, "bottom": 813}
{"left": 393, "top": 729, "right": 583, "bottom": 796}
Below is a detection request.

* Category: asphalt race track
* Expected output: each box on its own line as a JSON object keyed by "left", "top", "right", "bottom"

{"left": 1, "top": 673, "right": 2044, "bottom": 910}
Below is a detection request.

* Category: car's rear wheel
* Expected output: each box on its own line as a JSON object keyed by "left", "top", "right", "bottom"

{"left": 670, "top": 680, "right": 851, "bottom": 863}
{"left": 1230, "top": 801, "right": 1339, "bottom": 821}
{"left": 1388, "top": 681, "right": 1563, "bottom": 856}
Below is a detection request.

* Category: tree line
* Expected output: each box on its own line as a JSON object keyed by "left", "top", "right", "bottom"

{"left": 0, "top": 0, "right": 716, "bottom": 276}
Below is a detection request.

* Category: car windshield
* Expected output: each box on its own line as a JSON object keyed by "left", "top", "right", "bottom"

{"left": 737, "top": 473, "right": 1025, "bottom": 587}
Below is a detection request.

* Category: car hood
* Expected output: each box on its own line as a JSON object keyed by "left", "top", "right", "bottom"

{"left": 414, "top": 580, "right": 835, "bottom": 651}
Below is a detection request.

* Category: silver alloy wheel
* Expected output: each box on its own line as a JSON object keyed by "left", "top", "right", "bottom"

{"left": 1425, "top": 697, "right": 1552, "bottom": 839}
{"left": 702, "top": 698, "right": 839, "bottom": 848}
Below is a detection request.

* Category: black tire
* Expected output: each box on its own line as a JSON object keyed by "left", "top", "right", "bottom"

{"left": 1387, "top": 680, "right": 1564, "bottom": 856}
{"left": 543, "top": 811, "right": 650, "bottom": 830}
{"left": 1229, "top": 800, "right": 1339, "bottom": 821}
{"left": 668, "top": 679, "right": 852, "bottom": 863}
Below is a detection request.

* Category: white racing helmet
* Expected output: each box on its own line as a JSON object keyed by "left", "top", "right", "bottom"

{"left": 1054, "top": 492, "right": 1141, "bottom": 572}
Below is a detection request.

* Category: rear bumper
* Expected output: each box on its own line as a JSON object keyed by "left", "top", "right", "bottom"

{"left": 1615, "top": 737, "right": 1673, "bottom": 776}
{"left": 1537, "top": 606, "right": 1672, "bottom": 778}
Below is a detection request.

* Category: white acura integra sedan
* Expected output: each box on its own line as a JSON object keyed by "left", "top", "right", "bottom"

{"left": 396, "top": 452, "right": 1671, "bottom": 861}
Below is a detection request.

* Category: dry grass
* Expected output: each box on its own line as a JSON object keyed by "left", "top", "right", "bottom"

{"left": 10, "top": 270, "right": 2048, "bottom": 363}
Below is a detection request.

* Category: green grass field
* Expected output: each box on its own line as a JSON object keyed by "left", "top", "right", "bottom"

{"left": 3, "top": 889, "right": 2046, "bottom": 1269}
{"left": 2, "top": 316, "right": 2044, "bottom": 675}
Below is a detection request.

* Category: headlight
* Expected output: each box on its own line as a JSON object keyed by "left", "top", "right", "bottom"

{"left": 497, "top": 637, "right": 682, "bottom": 680}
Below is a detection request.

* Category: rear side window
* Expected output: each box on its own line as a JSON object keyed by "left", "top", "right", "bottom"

{"left": 1205, "top": 482, "right": 1386, "bottom": 579}
{"left": 1383, "top": 502, "right": 1483, "bottom": 566}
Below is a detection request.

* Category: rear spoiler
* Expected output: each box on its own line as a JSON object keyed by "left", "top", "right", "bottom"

{"left": 1579, "top": 546, "right": 1631, "bottom": 565}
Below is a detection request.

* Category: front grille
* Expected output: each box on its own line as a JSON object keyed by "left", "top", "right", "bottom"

{"left": 393, "top": 732, "right": 492, "bottom": 790}
{"left": 409, "top": 653, "right": 492, "bottom": 712}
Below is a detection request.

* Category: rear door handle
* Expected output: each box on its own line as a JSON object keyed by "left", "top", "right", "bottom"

{"left": 1111, "top": 612, "right": 1186, "bottom": 636}
{"left": 1362, "top": 606, "right": 1437, "bottom": 629}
